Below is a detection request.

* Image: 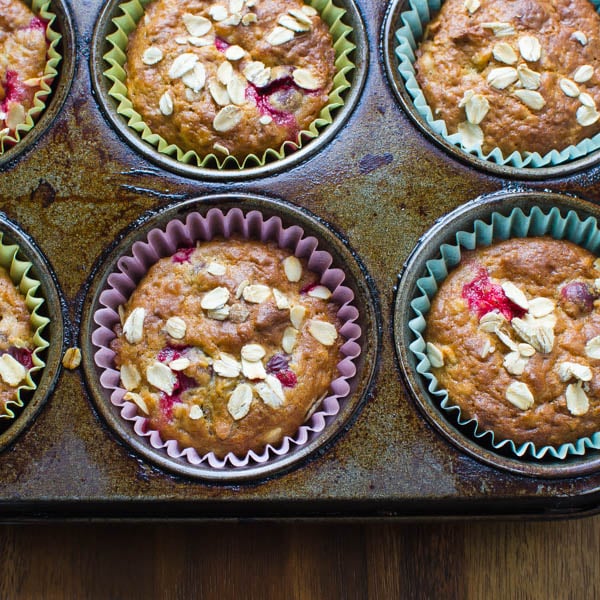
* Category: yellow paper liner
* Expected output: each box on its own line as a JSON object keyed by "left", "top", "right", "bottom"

{"left": 0, "top": 233, "right": 49, "bottom": 419}
{"left": 0, "top": 0, "right": 63, "bottom": 154}
{"left": 103, "top": 0, "right": 356, "bottom": 169}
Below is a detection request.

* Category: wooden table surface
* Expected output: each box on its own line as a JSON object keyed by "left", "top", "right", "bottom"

{"left": 1, "top": 515, "right": 598, "bottom": 598}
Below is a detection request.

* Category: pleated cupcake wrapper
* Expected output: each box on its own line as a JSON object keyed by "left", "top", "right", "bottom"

{"left": 92, "top": 208, "right": 362, "bottom": 468}
{"left": 0, "top": 0, "right": 62, "bottom": 154}
{"left": 103, "top": 0, "right": 356, "bottom": 169}
{"left": 408, "top": 205, "right": 600, "bottom": 460}
{"left": 0, "top": 233, "right": 50, "bottom": 419}
{"left": 394, "top": 0, "right": 600, "bottom": 168}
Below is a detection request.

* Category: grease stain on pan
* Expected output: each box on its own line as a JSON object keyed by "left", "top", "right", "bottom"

{"left": 30, "top": 180, "right": 57, "bottom": 208}
{"left": 358, "top": 153, "right": 394, "bottom": 175}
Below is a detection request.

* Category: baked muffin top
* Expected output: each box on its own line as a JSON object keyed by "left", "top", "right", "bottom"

{"left": 110, "top": 237, "right": 343, "bottom": 458}
{"left": 125, "top": 0, "right": 336, "bottom": 161}
{"left": 426, "top": 237, "right": 600, "bottom": 447}
{"left": 0, "top": 265, "right": 35, "bottom": 417}
{"left": 415, "top": 0, "right": 600, "bottom": 156}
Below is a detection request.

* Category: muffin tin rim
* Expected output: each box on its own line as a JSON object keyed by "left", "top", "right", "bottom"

{"left": 79, "top": 192, "right": 381, "bottom": 483}
{"left": 381, "top": 0, "right": 600, "bottom": 181}
{"left": 0, "top": 0, "right": 77, "bottom": 170}
{"left": 88, "top": 0, "right": 369, "bottom": 181}
{"left": 394, "top": 189, "right": 600, "bottom": 479}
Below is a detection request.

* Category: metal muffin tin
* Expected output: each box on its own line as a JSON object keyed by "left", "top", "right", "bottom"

{"left": 2, "top": 0, "right": 600, "bottom": 520}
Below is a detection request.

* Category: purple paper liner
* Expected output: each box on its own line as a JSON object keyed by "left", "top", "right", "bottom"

{"left": 92, "top": 207, "right": 362, "bottom": 469}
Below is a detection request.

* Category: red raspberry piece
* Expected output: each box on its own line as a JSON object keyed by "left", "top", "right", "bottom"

{"left": 158, "top": 373, "right": 196, "bottom": 420}
{"left": 28, "top": 16, "right": 47, "bottom": 32}
{"left": 300, "top": 281, "right": 318, "bottom": 295}
{"left": 245, "top": 78, "right": 298, "bottom": 130}
{"left": 462, "top": 268, "right": 526, "bottom": 320}
{"left": 172, "top": 247, "right": 194, "bottom": 263}
{"left": 157, "top": 346, "right": 183, "bottom": 363}
{"left": 215, "top": 37, "right": 230, "bottom": 52}
{"left": 159, "top": 393, "right": 175, "bottom": 419}
{"left": 7, "top": 347, "right": 33, "bottom": 369}
{"left": 2, "top": 71, "right": 26, "bottom": 110}
{"left": 276, "top": 369, "right": 297, "bottom": 388}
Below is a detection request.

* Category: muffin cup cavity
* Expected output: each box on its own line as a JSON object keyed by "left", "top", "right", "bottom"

{"left": 0, "top": 232, "right": 50, "bottom": 420}
{"left": 0, "top": 0, "right": 62, "bottom": 155}
{"left": 101, "top": 0, "right": 356, "bottom": 170}
{"left": 406, "top": 202, "right": 600, "bottom": 464}
{"left": 390, "top": 0, "right": 600, "bottom": 171}
{"left": 91, "top": 206, "right": 363, "bottom": 473}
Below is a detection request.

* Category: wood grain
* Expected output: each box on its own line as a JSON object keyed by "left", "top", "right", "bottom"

{"left": 0, "top": 516, "right": 598, "bottom": 599}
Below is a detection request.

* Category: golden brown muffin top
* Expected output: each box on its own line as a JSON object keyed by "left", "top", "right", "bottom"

{"left": 415, "top": 0, "right": 600, "bottom": 156}
{"left": 111, "top": 238, "right": 343, "bottom": 458}
{"left": 426, "top": 237, "right": 600, "bottom": 447}
{"left": 125, "top": 0, "right": 336, "bottom": 160}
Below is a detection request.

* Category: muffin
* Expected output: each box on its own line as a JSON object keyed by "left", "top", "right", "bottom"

{"left": 109, "top": 236, "right": 344, "bottom": 459}
{"left": 91, "top": 206, "right": 365, "bottom": 472}
{"left": 0, "top": 0, "right": 55, "bottom": 150}
{"left": 0, "top": 228, "right": 50, "bottom": 423}
{"left": 425, "top": 237, "right": 600, "bottom": 448}
{"left": 0, "top": 264, "right": 37, "bottom": 418}
{"left": 124, "top": 0, "right": 336, "bottom": 162}
{"left": 413, "top": 0, "right": 600, "bottom": 157}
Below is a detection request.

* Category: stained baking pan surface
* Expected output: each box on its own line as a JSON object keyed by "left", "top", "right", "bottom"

{"left": 0, "top": 0, "right": 599, "bottom": 520}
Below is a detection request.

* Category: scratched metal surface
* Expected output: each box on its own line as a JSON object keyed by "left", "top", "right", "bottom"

{"left": 0, "top": 0, "right": 600, "bottom": 520}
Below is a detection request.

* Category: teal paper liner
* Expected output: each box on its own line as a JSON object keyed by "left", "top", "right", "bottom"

{"left": 394, "top": 0, "right": 600, "bottom": 168}
{"left": 408, "top": 205, "right": 600, "bottom": 459}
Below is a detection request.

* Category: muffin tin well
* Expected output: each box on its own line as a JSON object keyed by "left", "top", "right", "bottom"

{"left": 81, "top": 194, "right": 379, "bottom": 482}
{"left": 395, "top": 190, "right": 600, "bottom": 478}
{"left": 381, "top": 0, "right": 600, "bottom": 179}
{"left": 1, "top": 0, "right": 600, "bottom": 519}
{"left": 0, "top": 214, "right": 65, "bottom": 453}
{"left": 89, "top": 0, "right": 369, "bottom": 180}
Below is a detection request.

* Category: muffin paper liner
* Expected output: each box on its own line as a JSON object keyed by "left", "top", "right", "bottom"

{"left": 92, "top": 208, "right": 362, "bottom": 468}
{"left": 394, "top": 0, "right": 600, "bottom": 168}
{"left": 408, "top": 205, "right": 600, "bottom": 460}
{"left": 0, "top": 0, "right": 62, "bottom": 154}
{"left": 0, "top": 233, "right": 50, "bottom": 419}
{"left": 103, "top": 0, "right": 356, "bottom": 169}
